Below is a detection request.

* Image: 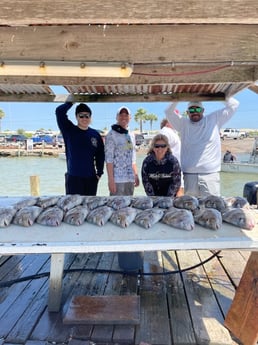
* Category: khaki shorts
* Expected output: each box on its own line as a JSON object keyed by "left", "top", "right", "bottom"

{"left": 183, "top": 172, "right": 220, "bottom": 197}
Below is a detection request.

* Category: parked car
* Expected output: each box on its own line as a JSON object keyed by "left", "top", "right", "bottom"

{"left": 221, "top": 128, "right": 241, "bottom": 140}
{"left": 0, "top": 134, "right": 6, "bottom": 143}
{"left": 6, "top": 134, "right": 27, "bottom": 143}
{"left": 135, "top": 134, "right": 145, "bottom": 146}
{"left": 52, "top": 134, "right": 64, "bottom": 148}
{"left": 32, "top": 135, "right": 54, "bottom": 147}
{"left": 239, "top": 130, "right": 248, "bottom": 138}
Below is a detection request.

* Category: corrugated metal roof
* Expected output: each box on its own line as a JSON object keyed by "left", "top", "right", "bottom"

{"left": 0, "top": 81, "right": 253, "bottom": 103}
{"left": 0, "top": 84, "right": 53, "bottom": 96}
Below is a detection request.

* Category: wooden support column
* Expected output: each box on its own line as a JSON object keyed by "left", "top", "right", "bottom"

{"left": 48, "top": 253, "right": 65, "bottom": 312}
{"left": 224, "top": 252, "right": 258, "bottom": 345}
{"left": 30, "top": 175, "right": 40, "bottom": 196}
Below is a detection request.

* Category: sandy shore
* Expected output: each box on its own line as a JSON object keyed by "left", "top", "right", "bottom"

{"left": 136, "top": 137, "right": 256, "bottom": 155}
{"left": 221, "top": 137, "right": 255, "bottom": 154}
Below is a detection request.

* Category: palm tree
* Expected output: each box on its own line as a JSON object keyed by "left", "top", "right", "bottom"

{"left": 134, "top": 108, "right": 148, "bottom": 133}
{"left": 146, "top": 113, "right": 158, "bottom": 131}
{"left": 0, "top": 109, "right": 5, "bottom": 133}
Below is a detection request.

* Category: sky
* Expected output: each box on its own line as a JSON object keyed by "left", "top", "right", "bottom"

{"left": 0, "top": 87, "right": 257, "bottom": 134}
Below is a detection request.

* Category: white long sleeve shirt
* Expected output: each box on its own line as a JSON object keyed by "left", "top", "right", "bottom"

{"left": 160, "top": 126, "right": 181, "bottom": 163}
{"left": 165, "top": 97, "right": 240, "bottom": 174}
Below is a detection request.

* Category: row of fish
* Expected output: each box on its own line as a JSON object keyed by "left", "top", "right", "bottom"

{"left": 0, "top": 194, "right": 256, "bottom": 231}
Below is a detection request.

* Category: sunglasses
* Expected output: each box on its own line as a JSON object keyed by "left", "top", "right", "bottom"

{"left": 78, "top": 113, "right": 91, "bottom": 119}
{"left": 154, "top": 144, "right": 167, "bottom": 148}
{"left": 188, "top": 107, "right": 203, "bottom": 113}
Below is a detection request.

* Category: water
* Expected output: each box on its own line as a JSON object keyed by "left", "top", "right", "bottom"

{"left": 0, "top": 154, "right": 257, "bottom": 197}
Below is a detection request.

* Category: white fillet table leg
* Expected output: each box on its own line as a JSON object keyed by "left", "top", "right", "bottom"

{"left": 48, "top": 253, "right": 65, "bottom": 312}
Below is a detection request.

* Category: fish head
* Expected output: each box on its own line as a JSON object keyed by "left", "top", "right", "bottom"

{"left": 174, "top": 195, "right": 199, "bottom": 211}
{"left": 236, "top": 211, "right": 256, "bottom": 230}
{"left": 201, "top": 195, "right": 227, "bottom": 212}
{"left": 223, "top": 208, "right": 256, "bottom": 230}
{"left": 195, "top": 209, "right": 222, "bottom": 230}
{"left": 174, "top": 212, "right": 194, "bottom": 230}
{"left": 117, "top": 214, "right": 129, "bottom": 228}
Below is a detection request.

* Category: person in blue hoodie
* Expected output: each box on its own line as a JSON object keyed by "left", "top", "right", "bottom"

{"left": 56, "top": 102, "right": 105, "bottom": 196}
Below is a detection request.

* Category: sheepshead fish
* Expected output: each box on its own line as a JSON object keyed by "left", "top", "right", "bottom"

{"left": 222, "top": 208, "right": 256, "bottom": 230}
{"left": 224, "top": 196, "right": 250, "bottom": 209}
{"left": 162, "top": 206, "right": 194, "bottom": 231}
{"left": 36, "top": 195, "right": 61, "bottom": 209}
{"left": 13, "top": 206, "right": 43, "bottom": 227}
{"left": 131, "top": 196, "right": 153, "bottom": 210}
{"left": 109, "top": 206, "right": 138, "bottom": 228}
{"left": 0, "top": 207, "right": 17, "bottom": 227}
{"left": 86, "top": 205, "right": 113, "bottom": 226}
{"left": 193, "top": 207, "right": 222, "bottom": 230}
{"left": 63, "top": 205, "right": 89, "bottom": 226}
{"left": 13, "top": 196, "right": 38, "bottom": 210}
{"left": 134, "top": 208, "right": 164, "bottom": 229}
{"left": 173, "top": 195, "right": 199, "bottom": 211}
{"left": 83, "top": 196, "right": 108, "bottom": 210}
{"left": 151, "top": 196, "right": 173, "bottom": 209}
{"left": 106, "top": 196, "right": 131, "bottom": 210}
{"left": 36, "top": 206, "right": 64, "bottom": 226}
{"left": 199, "top": 195, "right": 227, "bottom": 213}
{"left": 57, "top": 194, "right": 83, "bottom": 211}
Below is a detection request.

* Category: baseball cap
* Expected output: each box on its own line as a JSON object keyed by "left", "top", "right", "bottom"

{"left": 75, "top": 103, "right": 92, "bottom": 115}
{"left": 117, "top": 106, "right": 131, "bottom": 115}
{"left": 187, "top": 101, "right": 203, "bottom": 109}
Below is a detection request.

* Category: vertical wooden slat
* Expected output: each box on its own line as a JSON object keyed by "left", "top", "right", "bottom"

{"left": 224, "top": 252, "right": 258, "bottom": 345}
{"left": 48, "top": 253, "right": 65, "bottom": 312}
{"left": 30, "top": 175, "right": 40, "bottom": 196}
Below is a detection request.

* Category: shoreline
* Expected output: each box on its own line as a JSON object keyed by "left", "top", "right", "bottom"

{"left": 137, "top": 137, "right": 255, "bottom": 155}
{"left": 220, "top": 137, "right": 254, "bottom": 154}
{"left": 0, "top": 144, "right": 64, "bottom": 158}
{"left": 0, "top": 137, "right": 255, "bottom": 158}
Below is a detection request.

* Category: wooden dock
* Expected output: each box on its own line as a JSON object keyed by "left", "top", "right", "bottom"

{"left": 0, "top": 249, "right": 251, "bottom": 345}
{"left": 0, "top": 145, "right": 63, "bottom": 158}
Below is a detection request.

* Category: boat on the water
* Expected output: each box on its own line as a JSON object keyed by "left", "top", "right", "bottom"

{"left": 221, "top": 161, "right": 258, "bottom": 174}
{"left": 221, "top": 137, "right": 258, "bottom": 174}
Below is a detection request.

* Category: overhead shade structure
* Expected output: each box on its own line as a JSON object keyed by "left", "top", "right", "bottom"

{"left": 0, "top": 60, "right": 133, "bottom": 78}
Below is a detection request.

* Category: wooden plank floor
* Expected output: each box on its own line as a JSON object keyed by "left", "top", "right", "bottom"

{"left": 0, "top": 250, "right": 249, "bottom": 345}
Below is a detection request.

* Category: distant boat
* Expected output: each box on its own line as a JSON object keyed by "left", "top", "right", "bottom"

{"left": 221, "top": 161, "right": 258, "bottom": 174}
{"left": 221, "top": 137, "right": 258, "bottom": 174}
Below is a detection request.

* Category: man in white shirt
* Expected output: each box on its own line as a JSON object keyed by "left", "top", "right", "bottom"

{"left": 165, "top": 97, "right": 239, "bottom": 197}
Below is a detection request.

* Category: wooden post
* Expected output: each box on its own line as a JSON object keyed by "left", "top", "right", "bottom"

{"left": 224, "top": 252, "right": 258, "bottom": 345}
{"left": 30, "top": 175, "right": 40, "bottom": 196}
{"left": 48, "top": 253, "right": 65, "bottom": 312}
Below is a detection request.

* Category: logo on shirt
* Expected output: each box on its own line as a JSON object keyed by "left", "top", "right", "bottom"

{"left": 91, "top": 137, "right": 98, "bottom": 147}
{"left": 149, "top": 173, "right": 172, "bottom": 180}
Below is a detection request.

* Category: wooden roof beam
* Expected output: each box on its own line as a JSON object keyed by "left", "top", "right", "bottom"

{"left": 0, "top": 24, "right": 257, "bottom": 64}
{"left": 1, "top": 0, "right": 258, "bottom": 25}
